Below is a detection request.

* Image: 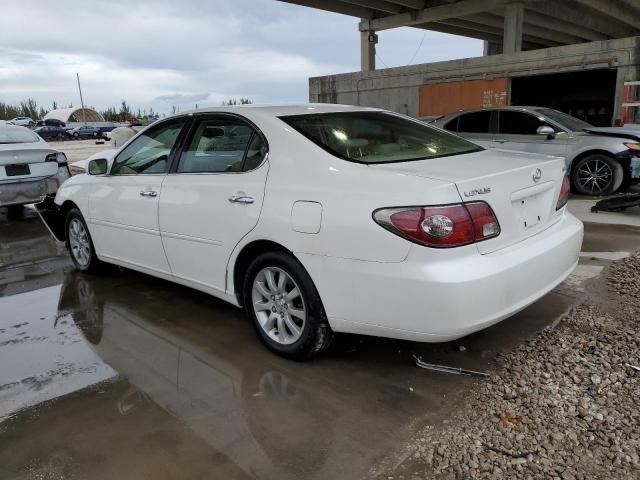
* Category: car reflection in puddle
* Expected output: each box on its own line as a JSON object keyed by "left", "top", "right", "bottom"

{"left": 0, "top": 270, "right": 434, "bottom": 480}
{"left": 0, "top": 281, "right": 116, "bottom": 420}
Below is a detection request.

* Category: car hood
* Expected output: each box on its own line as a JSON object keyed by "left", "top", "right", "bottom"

{"left": 581, "top": 127, "right": 640, "bottom": 141}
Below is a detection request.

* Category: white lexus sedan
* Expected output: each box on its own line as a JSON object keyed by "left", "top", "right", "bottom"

{"left": 38, "top": 105, "right": 583, "bottom": 359}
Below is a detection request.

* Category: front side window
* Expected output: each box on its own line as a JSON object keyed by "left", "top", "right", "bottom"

{"left": 456, "top": 111, "right": 492, "bottom": 133}
{"left": 499, "top": 111, "right": 557, "bottom": 135}
{"left": 111, "top": 119, "right": 186, "bottom": 175}
{"left": 280, "top": 111, "right": 481, "bottom": 164}
{"left": 177, "top": 117, "right": 264, "bottom": 173}
{"left": 534, "top": 108, "right": 592, "bottom": 131}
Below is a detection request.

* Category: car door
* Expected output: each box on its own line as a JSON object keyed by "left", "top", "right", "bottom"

{"left": 443, "top": 110, "right": 496, "bottom": 148}
{"left": 88, "top": 117, "right": 189, "bottom": 274}
{"left": 494, "top": 110, "right": 569, "bottom": 157}
{"left": 159, "top": 114, "right": 269, "bottom": 293}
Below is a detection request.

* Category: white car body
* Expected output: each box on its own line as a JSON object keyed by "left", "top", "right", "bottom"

{"left": 0, "top": 124, "right": 70, "bottom": 208}
{"left": 42, "top": 105, "right": 583, "bottom": 354}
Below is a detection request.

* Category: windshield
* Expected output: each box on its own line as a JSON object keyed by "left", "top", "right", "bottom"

{"left": 535, "top": 108, "right": 593, "bottom": 131}
{"left": 0, "top": 125, "right": 39, "bottom": 144}
{"left": 280, "top": 111, "right": 482, "bottom": 164}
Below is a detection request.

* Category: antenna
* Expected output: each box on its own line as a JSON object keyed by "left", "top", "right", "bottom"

{"left": 76, "top": 72, "right": 87, "bottom": 125}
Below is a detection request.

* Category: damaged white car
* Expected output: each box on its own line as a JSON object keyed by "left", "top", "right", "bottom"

{"left": 0, "top": 124, "right": 70, "bottom": 216}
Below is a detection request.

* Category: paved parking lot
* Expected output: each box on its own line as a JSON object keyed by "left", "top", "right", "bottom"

{"left": 0, "top": 205, "right": 637, "bottom": 479}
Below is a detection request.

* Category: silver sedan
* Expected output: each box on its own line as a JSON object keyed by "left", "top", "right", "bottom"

{"left": 435, "top": 106, "right": 640, "bottom": 196}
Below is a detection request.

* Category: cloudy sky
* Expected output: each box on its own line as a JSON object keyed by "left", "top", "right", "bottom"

{"left": 0, "top": 0, "right": 481, "bottom": 115}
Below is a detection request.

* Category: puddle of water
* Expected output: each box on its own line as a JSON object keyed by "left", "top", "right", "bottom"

{"left": 0, "top": 284, "right": 116, "bottom": 420}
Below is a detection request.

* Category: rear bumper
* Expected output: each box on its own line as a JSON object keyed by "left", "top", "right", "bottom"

{"left": 0, "top": 167, "right": 69, "bottom": 208}
{"left": 300, "top": 212, "right": 584, "bottom": 342}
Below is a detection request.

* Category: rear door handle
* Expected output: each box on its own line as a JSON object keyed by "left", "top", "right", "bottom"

{"left": 139, "top": 190, "right": 158, "bottom": 197}
{"left": 228, "top": 195, "right": 254, "bottom": 204}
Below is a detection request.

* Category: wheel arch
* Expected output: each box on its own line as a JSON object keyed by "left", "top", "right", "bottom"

{"left": 568, "top": 149, "right": 618, "bottom": 175}
{"left": 231, "top": 239, "right": 292, "bottom": 306}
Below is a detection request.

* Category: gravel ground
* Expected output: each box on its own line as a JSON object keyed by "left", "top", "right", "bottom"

{"left": 387, "top": 255, "right": 640, "bottom": 480}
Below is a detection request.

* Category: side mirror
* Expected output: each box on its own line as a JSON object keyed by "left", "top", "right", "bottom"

{"left": 88, "top": 158, "right": 108, "bottom": 175}
{"left": 537, "top": 125, "right": 556, "bottom": 140}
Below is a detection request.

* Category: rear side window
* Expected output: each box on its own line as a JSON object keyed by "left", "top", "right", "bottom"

{"left": 280, "top": 111, "right": 482, "bottom": 164}
{"left": 499, "top": 111, "right": 556, "bottom": 135}
{"left": 443, "top": 117, "right": 459, "bottom": 132}
{"left": 456, "top": 111, "right": 491, "bottom": 133}
{"left": 177, "top": 117, "right": 266, "bottom": 173}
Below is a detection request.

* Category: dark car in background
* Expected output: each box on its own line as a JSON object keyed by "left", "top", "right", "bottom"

{"left": 37, "top": 119, "right": 66, "bottom": 128}
{"left": 69, "top": 125, "right": 101, "bottom": 139}
{"left": 34, "top": 126, "right": 70, "bottom": 141}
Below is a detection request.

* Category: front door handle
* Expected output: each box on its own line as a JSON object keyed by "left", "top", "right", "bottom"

{"left": 139, "top": 190, "right": 158, "bottom": 197}
{"left": 228, "top": 195, "right": 254, "bottom": 204}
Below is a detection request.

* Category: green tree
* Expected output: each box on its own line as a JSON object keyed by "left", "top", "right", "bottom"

{"left": 118, "top": 100, "right": 131, "bottom": 121}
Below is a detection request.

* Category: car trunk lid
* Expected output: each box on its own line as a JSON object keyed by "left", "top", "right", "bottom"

{"left": 0, "top": 143, "right": 57, "bottom": 166}
{"left": 370, "top": 149, "right": 566, "bottom": 254}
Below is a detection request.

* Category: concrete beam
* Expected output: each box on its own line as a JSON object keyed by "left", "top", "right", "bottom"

{"left": 422, "top": 22, "right": 547, "bottom": 50}
{"left": 523, "top": 10, "right": 607, "bottom": 42}
{"left": 386, "top": 0, "right": 425, "bottom": 8}
{"left": 361, "top": 27, "right": 376, "bottom": 71}
{"left": 464, "top": 12, "right": 587, "bottom": 45}
{"left": 504, "top": 1, "right": 524, "bottom": 54}
{"left": 340, "top": 0, "right": 403, "bottom": 14}
{"left": 278, "top": 0, "right": 375, "bottom": 19}
{"left": 361, "top": 0, "right": 515, "bottom": 31}
{"left": 572, "top": 0, "right": 640, "bottom": 30}
{"left": 438, "top": 17, "right": 559, "bottom": 47}
{"left": 528, "top": 1, "right": 635, "bottom": 38}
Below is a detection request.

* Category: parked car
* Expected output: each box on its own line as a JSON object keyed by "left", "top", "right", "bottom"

{"left": 434, "top": 106, "right": 640, "bottom": 196}
{"left": 37, "top": 118, "right": 66, "bottom": 128}
{"left": 95, "top": 125, "right": 116, "bottom": 139}
{"left": 11, "top": 116, "right": 35, "bottom": 127}
{"left": 69, "top": 125, "right": 101, "bottom": 139}
{"left": 34, "top": 125, "right": 70, "bottom": 141}
{"left": 0, "top": 124, "right": 70, "bottom": 216}
{"left": 37, "top": 105, "right": 583, "bottom": 359}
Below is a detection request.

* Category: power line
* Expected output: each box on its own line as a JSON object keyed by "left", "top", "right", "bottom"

{"left": 408, "top": 32, "right": 427, "bottom": 65}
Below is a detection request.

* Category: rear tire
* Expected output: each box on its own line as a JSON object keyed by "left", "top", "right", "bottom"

{"left": 243, "top": 251, "right": 333, "bottom": 360}
{"left": 65, "top": 208, "right": 102, "bottom": 273}
{"left": 571, "top": 154, "right": 623, "bottom": 196}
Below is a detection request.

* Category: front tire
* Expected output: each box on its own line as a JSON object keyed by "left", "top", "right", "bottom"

{"left": 571, "top": 154, "right": 623, "bottom": 196}
{"left": 66, "top": 208, "right": 101, "bottom": 273}
{"left": 243, "top": 252, "right": 333, "bottom": 360}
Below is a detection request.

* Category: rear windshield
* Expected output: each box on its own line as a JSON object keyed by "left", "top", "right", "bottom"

{"left": 280, "top": 111, "right": 482, "bottom": 164}
{"left": 0, "top": 126, "right": 39, "bottom": 144}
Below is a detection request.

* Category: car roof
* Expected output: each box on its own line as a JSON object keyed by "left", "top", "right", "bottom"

{"left": 177, "top": 103, "right": 382, "bottom": 117}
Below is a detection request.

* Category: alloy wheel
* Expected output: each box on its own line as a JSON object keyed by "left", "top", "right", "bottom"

{"left": 251, "top": 267, "right": 306, "bottom": 345}
{"left": 576, "top": 159, "right": 613, "bottom": 195}
{"left": 68, "top": 218, "right": 91, "bottom": 266}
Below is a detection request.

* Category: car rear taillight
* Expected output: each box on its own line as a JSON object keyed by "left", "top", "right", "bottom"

{"left": 556, "top": 175, "right": 570, "bottom": 210}
{"left": 45, "top": 152, "right": 68, "bottom": 166}
{"left": 373, "top": 202, "right": 500, "bottom": 248}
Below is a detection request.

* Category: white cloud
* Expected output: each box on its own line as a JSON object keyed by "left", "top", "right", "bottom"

{"left": 0, "top": 0, "right": 482, "bottom": 115}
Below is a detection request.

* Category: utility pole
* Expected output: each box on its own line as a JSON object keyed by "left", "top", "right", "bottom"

{"left": 76, "top": 73, "right": 87, "bottom": 125}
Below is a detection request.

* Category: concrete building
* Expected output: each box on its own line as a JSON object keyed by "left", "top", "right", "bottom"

{"left": 281, "top": 0, "right": 640, "bottom": 126}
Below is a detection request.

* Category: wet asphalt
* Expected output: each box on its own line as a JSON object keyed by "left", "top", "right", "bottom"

{"left": 0, "top": 207, "right": 636, "bottom": 480}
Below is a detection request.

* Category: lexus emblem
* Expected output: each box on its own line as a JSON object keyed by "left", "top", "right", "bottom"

{"left": 532, "top": 168, "right": 542, "bottom": 183}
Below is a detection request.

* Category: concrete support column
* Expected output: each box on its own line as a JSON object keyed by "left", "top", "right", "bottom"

{"left": 360, "top": 26, "right": 377, "bottom": 71}
{"left": 503, "top": 2, "right": 524, "bottom": 54}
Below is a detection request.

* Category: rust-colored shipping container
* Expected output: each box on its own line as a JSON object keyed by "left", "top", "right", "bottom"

{"left": 419, "top": 78, "right": 509, "bottom": 117}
